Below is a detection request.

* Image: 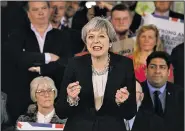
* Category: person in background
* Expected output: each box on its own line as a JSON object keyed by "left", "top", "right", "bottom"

{"left": 110, "top": 4, "right": 136, "bottom": 56}
{"left": 127, "top": 24, "right": 173, "bottom": 83}
{"left": 49, "top": 1, "right": 84, "bottom": 55}
{"left": 65, "top": 1, "right": 81, "bottom": 28}
{"left": 123, "top": 81, "right": 165, "bottom": 131}
{"left": 71, "top": 2, "right": 107, "bottom": 32}
{"left": 153, "top": 1, "right": 184, "bottom": 20}
{"left": 171, "top": 43, "right": 184, "bottom": 88}
{"left": 2, "top": 1, "right": 72, "bottom": 125}
{"left": 1, "top": 91, "right": 14, "bottom": 131}
{"left": 55, "top": 17, "right": 136, "bottom": 131}
{"left": 17, "top": 76, "right": 66, "bottom": 124}
{"left": 49, "top": 1, "right": 68, "bottom": 29}
{"left": 141, "top": 51, "right": 184, "bottom": 131}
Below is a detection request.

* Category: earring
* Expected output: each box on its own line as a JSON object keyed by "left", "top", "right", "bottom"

{"left": 109, "top": 44, "right": 112, "bottom": 48}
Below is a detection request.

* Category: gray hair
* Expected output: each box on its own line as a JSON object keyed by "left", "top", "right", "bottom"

{"left": 81, "top": 16, "right": 118, "bottom": 44}
{"left": 30, "top": 76, "right": 57, "bottom": 102}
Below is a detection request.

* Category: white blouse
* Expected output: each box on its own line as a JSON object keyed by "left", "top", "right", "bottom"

{"left": 92, "top": 71, "right": 108, "bottom": 111}
{"left": 37, "top": 109, "right": 55, "bottom": 123}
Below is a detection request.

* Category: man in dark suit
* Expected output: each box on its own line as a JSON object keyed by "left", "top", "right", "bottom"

{"left": 2, "top": 1, "right": 73, "bottom": 125}
{"left": 171, "top": 43, "right": 184, "bottom": 88}
{"left": 124, "top": 81, "right": 164, "bottom": 131}
{"left": 153, "top": 1, "right": 184, "bottom": 20}
{"left": 141, "top": 51, "right": 184, "bottom": 131}
{"left": 49, "top": 1, "right": 84, "bottom": 55}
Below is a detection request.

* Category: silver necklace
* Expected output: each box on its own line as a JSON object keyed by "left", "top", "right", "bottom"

{"left": 92, "top": 53, "right": 110, "bottom": 76}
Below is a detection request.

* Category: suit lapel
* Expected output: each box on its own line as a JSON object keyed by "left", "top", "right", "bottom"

{"left": 131, "top": 109, "right": 143, "bottom": 131}
{"left": 80, "top": 54, "right": 95, "bottom": 107}
{"left": 101, "top": 53, "right": 119, "bottom": 109}
{"left": 43, "top": 30, "right": 52, "bottom": 52}
{"left": 164, "top": 82, "right": 174, "bottom": 115}
{"left": 25, "top": 30, "right": 40, "bottom": 52}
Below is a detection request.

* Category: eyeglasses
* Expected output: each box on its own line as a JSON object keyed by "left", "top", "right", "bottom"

{"left": 36, "top": 88, "right": 55, "bottom": 96}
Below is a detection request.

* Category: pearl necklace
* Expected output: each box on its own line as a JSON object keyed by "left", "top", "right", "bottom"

{"left": 92, "top": 53, "right": 110, "bottom": 76}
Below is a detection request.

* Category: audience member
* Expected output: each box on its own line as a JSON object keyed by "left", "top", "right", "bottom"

{"left": 2, "top": 1, "right": 72, "bottom": 125}
{"left": 123, "top": 1, "right": 142, "bottom": 34}
{"left": 110, "top": 4, "right": 136, "bottom": 56}
{"left": 1, "top": 1, "right": 29, "bottom": 45}
{"left": 153, "top": 1, "right": 184, "bottom": 20}
{"left": 171, "top": 43, "right": 184, "bottom": 88}
{"left": 49, "top": 1, "right": 68, "bottom": 29}
{"left": 49, "top": 1, "right": 84, "bottom": 55}
{"left": 65, "top": 1, "right": 81, "bottom": 28}
{"left": 1, "top": 91, "right": 14, "bottom": 131}
{"left": 17, "top": 76, "right": 66, "bottom": 124}
{"left": 123, "top": 81, "right": 165, "bottom": 131}
{"left": 55, "top": 17, "right": 136, "bottom": 131}
{"left": 96, "top": 2, "right": 142, "bottom": 34}
{"left": 71, "top": 2, "right": 107, "bottom": 31}
{"left": 128, "top": 24, "right": 173, "bottom": 82}
{"left": 141, "top": 51, "right": 184, "bottom": 131}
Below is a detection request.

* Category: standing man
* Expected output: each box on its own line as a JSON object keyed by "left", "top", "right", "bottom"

{"left": 49, "top": 1, "right": 68, "bottom": 29}
{"left": 110, "top": 4, "right": 135, "bottom": 56}
{"left": 49, "top": 1, "right": 84, "bottom": 54}
{"left": 141, "top": 51, "right": 184, "bottom": 131}
{"left": 2, "top": 1, "right": 73, "bottom": 124}
{"left": 153, "top": 1, "right": 184, "bottom": 20}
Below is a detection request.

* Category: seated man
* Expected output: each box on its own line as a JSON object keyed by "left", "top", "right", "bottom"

{"left": 141, "top": 51, "right": 184, "bottom": 131}
{"left": 124, "top": 81, "right": 164, "bottom": 131}
{"left": 17, "top": 76, "right": 67, "bottom": 124}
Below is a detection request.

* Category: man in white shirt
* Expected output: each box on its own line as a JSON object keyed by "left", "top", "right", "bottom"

{"left": 2, "top": 1, "right": 73, "bottom": 125}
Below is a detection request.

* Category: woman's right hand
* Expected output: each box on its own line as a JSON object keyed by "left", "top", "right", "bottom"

{"left": 67, "top": 81, "right": 81, "bottom": 99}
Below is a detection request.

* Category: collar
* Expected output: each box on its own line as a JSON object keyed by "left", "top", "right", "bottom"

{"left": 30, "top": 23, "right": 53, "bottom": 34}
{"left": 60, "top": 16, "right": 66, "bottom": 25}
{"left": 147, "top": 80, "right": 166, "bottom": 94}
{"left": 37, "top": 108, "right": 55, "bottom": 119}
{"left": 154, "top": 10, "right": 170, "bottom": 18}
{"left": 118, "top": 30, "right": 134, "bottom": 40}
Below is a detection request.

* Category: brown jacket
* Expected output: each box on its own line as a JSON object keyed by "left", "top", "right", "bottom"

{"left": 110, "top": 37, "right": 135, "bottom": 56}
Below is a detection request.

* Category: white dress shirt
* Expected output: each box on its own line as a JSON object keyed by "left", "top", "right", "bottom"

{"left": 31, "top": 23, "right": 53, "bottom": 64}
{"left": 154, "top": 10, "right": 170, "bottom": 18}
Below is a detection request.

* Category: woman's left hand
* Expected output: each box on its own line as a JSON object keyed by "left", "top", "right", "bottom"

{"left": 115, "top": 87, "right": 129, "bottom": 105}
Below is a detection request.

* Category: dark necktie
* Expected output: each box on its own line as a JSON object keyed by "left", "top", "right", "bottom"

{"left": 154, "top": 91, "right": 163, "bottom": 116}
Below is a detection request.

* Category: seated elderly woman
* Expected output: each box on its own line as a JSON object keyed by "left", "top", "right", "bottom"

{"left": 16, "top": 76, "right": 66, "bottom": 124}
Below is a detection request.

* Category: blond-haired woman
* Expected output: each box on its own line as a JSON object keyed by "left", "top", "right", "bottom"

{"left": 128, "top": 24, "right": 173, "bottom": 82}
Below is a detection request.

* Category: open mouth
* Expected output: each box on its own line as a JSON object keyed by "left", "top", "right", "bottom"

{"left": 92, "top": 46, "right": 102, "bottom": 51}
